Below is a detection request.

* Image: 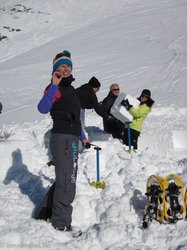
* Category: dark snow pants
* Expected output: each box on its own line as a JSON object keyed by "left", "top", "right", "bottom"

{"left": 50, "top": 133, "right": 79, "bottom": 229}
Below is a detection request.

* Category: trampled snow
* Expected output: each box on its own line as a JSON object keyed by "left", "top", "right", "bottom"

{"left": 0, "top": 0, "right": 187, "bottom": 249}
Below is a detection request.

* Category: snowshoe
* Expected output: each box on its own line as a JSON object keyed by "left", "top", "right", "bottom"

{"left": 142, "top": 175, "right": 166, "bottom": 228}
{"left": 185, "top": 188, "right": 187, "bottom": 218}
{"left": 164, "top": 174, "right": 186, "bottom": 223}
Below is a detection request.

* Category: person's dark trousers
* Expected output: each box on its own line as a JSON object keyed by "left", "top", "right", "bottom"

{"left": 122, "top": 128, "right": 140, "bottom": 150}
{"left": 50, "top": 133, "right": 79, "bottom": 229}
{"left": 103, "top": 119, "right": 124, "bottom": 140}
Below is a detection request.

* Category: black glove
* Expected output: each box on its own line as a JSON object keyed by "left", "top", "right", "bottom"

{"left": 107, "top": 115, "right": 114, "bottom": 122}
{"left": 121, "top": 99, "right": 132, "bottom": 111}
{"left": 82, "top": 142, "right": 91, "bottom": 149}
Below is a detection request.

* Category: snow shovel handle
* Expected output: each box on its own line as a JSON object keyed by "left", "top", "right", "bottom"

{"left": 84, "top": 142, "right": 102, "bottom": 149}
{"left": 94, "top": 146, "right": 101, "bottom": 181}
{"left": 90, "top": 143, "right": 101, "bottom": 148}
{"left": 127, "top": 123, "right": 131, "bottom": 150}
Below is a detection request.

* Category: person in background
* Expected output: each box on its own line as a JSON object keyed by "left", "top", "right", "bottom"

{"left": 121, "top": 89, "right": 154, "bottom": 151}
{"left": 0, "top": 102, "right": 2, "bottom": 114}
{"left": 38, "top": 50, "right": 88, "bottom": 234}
{"left": 101, "top": 83, "right": 124, "bottom": 139}
{"left": 76, "top": 76, "right": 110, "bottom": 130}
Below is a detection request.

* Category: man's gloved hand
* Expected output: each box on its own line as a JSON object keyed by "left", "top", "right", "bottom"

{"left": 121, "top": 99, "right": 132, "bottom": 111}
{"left": 107, "top": 115, "right": 114, "bottom": 122}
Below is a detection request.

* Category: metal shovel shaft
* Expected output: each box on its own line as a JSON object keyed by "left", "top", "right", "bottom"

{"left": 127, "top": 123, "right": 131, "bottom": 150}
{"left": 90, "top": 146, "right": 106, "bottom": 189}
{"left": 94, "top": 146, "right": 101, "bottom": 181}
{"left": 96, "top": 149, "right": 100, "bottom": 181}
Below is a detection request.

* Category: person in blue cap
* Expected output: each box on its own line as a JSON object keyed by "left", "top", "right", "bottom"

{"left": 38, "top": 50, "right": 88, "bottom": 235}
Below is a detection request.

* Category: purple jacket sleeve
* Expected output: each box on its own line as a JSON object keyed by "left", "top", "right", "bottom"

{"left": 38, "top": 84, "right": 58, "bottom": 114}
{"left": 80, "top": 130, "right": 87, "bottom": 141}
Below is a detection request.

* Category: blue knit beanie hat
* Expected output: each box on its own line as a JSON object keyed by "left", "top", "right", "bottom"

{"left": 53, "top": 50, "right": 73, "bottom": 72}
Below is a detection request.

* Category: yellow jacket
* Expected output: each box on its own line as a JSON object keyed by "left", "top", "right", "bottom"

{"left": 129, "top": 104, "right": 151, "bottom": 132}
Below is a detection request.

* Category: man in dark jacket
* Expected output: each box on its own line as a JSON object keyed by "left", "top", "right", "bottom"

{"left": 101, "top": 83, "right": 124, "bottom": 139}
{"left": 76, "top": 77, "right": 109, "bottom": 128}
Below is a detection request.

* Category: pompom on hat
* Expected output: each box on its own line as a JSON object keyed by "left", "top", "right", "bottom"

{"left": 53, "top": 50, "right": 73, "bottom": 72}
{"left": 88, "top": 76, "right": 101, "bottom": 88}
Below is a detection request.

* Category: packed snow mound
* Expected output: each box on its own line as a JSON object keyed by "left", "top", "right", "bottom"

{"left": 172, "top": 131, "right": 187, "bottom": 150}
{"left": 0, "top": 107, "right": 187, "bottom": 249}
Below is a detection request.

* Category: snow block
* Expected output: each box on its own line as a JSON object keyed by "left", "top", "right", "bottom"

{"left": 110, "top": 92, "right": 140, "bottom": 123}
{"left": 172, "top": 130, "right": 187, "bottom": 150}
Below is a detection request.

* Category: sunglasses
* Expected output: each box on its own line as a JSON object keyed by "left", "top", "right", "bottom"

{"left": 112, "top": 88, "right": 120, "bottom": 91}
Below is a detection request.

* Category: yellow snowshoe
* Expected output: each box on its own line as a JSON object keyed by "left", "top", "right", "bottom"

{"left": 142, "top": 175, "right": 166, "bottom": 228}
{"left": 185, "top": 188, "right": 187, "bottom": 218}
{"left": 164, "top": 174, "right": 186, "bottom": 223}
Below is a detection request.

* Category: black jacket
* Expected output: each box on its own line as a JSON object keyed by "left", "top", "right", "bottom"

{"left": 102, "top": 91, "right": 124, "bottom": 137}
{"left": 102, "top": 91, "right": 117, "bottom": 116}
{"left": 76, "top": 83, "right": 108, "bottom": 119}
{"left": 0, "top": 102, "right": 2, "bottom": 114}
{"left": 50, "top": 77, "right": 81, "bottom": 136}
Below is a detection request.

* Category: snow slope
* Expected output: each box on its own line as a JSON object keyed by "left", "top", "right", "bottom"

{"left": 0, "top": 0, "right": 187, "bottom": 249}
